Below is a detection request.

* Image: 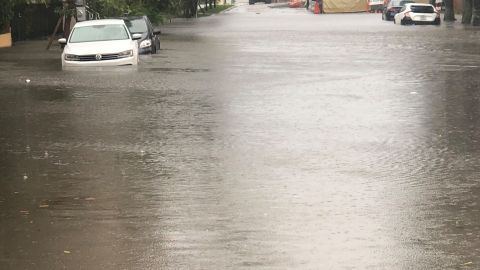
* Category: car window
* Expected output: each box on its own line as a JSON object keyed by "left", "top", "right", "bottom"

{"left": 69, "top": 24, "right": 130, "bottom": 43}
{"left": 147, "top": 20, "right": 153, "bottom": 32}
{"left": 392, "top": 0, "right": 412, "bottom": 6}
{"left": 399, "top": 0, "right": 414, "bottom": 6}
{"left": 124, "top": 19, "right": 148, "bottom": 34}
{"left": 410, "top": 5, "right": 435, "bottom": 13}
{"left": 400, "top": 6, "right": 406, "bottom": 12}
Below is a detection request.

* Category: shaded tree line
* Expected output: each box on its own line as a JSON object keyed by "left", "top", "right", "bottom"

{"left": 0, "top": 0, "right": 16, "bottom": 33}
{"left": 84, "top": 0, "right": 202, "bottom": 21}
{"left": 0, "top": 0, "right": 209, "bottom": 34}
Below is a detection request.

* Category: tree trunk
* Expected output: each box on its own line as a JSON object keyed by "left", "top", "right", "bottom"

{"left": 463, "top": 0, "right": 473, "bottom": 23}
{"left": 184, "top": 0, "right": 196, "bottom": 18}
{"left": 214, "top": 0, "right": 216, "bottom": 8}
{"left": 194, "top": 0, "right": 199, "bottom": 17}
{"left": 443, "top": 0, "right": 456, "bottom": 21}
{"left": 473, "top": 0, "right": 480, "bottom": 25}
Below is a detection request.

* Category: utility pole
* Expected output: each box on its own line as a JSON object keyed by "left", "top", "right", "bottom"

{"left": 75, "top": 0, "right": 87, "bottom": 21}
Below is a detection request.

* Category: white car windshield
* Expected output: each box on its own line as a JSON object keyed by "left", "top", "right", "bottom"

{"left": 69, "top": 24, "right": 130, "bottom": 43}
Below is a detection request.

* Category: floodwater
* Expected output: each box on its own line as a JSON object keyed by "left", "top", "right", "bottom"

{"left": 1, "top": 3, "right": 480, "bottom": 269}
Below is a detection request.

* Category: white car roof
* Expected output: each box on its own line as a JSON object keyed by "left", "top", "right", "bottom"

{"left": 74, "top": 19, "right": 126, "bottom": 28}
{"left": 405, "top": 3, "right": 434, "bottom": 6}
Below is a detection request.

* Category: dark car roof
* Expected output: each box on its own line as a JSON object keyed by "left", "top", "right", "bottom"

{"left": 113, "top": 15, "right": 149, "bottom": 22}
{"left": 123, "top": 16, "right": 148, "bottom": 20}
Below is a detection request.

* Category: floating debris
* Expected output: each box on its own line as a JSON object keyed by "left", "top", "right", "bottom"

{"left": 53, "top": 160, "right": 69, "bottom": 166}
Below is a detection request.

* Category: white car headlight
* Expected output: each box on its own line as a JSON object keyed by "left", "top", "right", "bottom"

{"left": 64, "top": 54, "right": 80, "bottom": 61}
{"left": 139, "top": 39, "right": 151, "bottom": 49}
{"left": 117, "top": 50, "right": 133, "bottom": 58}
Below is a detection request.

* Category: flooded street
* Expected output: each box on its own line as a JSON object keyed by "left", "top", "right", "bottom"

{"left": 1, "top": 3, "right": 480, "bottom": 269}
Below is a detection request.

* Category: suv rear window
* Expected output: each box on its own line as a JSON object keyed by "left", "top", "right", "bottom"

{"left": 410, "top": 5, "right": 435, "bottom": 13}
{"left": 392, "top": 0, "right": 413, "bottom": 6}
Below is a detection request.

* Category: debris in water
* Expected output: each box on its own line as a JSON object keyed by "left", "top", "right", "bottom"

{"left": 25, "top": 79, "right": 31, "bottom": 84}
{"left": 44, "top": 151, "right": 49, "bottom": 158}
{"left": 410, "top": 92, "right": 418, "bottom": 95}
{"left": 53, "top": 160, "right": 69, "bottom": 166}
{"left": 23, "top": 174, "right": 28, "bottom": 180}
{"left": 455, "top": 220, "right": 464, "bottom": 228}
{"left": 63, "top": 250, "right": 71, "bottom": 254}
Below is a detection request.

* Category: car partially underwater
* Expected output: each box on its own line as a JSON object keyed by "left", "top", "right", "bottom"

{"left": 122, "top": 15, "right": 161, "bottom": 54}
{"left": 59, "top": 19, "right": 141, "bottom": 67}
{"left": 394, "top": 3, "right": 441, "bottom": 25}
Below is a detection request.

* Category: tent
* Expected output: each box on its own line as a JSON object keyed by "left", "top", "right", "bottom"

{"left": 323, "top": 0, "right": 369, "bottom": 13}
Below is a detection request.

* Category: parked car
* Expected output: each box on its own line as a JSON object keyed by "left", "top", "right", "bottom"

{"left": 59, "top": 19, "right": 141, "bottom": 67}
{"left": 394, "top": 3, "right": 441, "bottom": 25}
{"left": 122, "top": 16, "right": 161, "bottom": 54}
{"left": 249, "top": 0, "right": 271, "bottom": 4}
{"left": 382, "top": 0, "right": 415, "bottom": 21}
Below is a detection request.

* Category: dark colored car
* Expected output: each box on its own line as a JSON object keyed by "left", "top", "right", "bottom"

{"left": 382, "top": 0, "right": 414, "bottom": 21}
{"left": 249, "top": 0, "right": 272, "bottom": 4}
{"left": 122, "top": 16, "right": 160, "bottom": 54}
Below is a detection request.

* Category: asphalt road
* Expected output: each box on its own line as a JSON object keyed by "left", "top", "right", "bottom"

{"left": 1, "top": 3, "right": 480, "bottom": 269}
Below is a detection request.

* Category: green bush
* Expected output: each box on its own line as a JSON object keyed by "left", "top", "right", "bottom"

{"left": 0, "top": 0, "right": 15, "bottom": 33}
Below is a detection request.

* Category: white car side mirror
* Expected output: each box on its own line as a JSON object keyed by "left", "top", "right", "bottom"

{"left": 58, "top": 38, "right": 67, "bottom": 44}
{"left": 132, "top": 33, "right": 142, "bottom": 40}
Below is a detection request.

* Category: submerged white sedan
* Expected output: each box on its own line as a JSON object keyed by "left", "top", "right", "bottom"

{"left": 394, "top": 3, "right": 441, "bottom": 25}
{"left": 59, "top": 19, "right": 141, "bottom": 67}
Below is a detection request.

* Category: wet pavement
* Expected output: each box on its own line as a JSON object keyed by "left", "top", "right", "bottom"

{"left": 1, "top": 3, "right": 480, "bottom": 269}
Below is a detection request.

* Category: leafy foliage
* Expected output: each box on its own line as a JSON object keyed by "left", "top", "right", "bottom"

{"left": 0, "top": 0, "right": 16, "bottom": 33}
{"left": 1, "top": 0, "right": 217, "bottom": 33}
{"left": 86, "top": 0, "right": 201, "bottom": 22}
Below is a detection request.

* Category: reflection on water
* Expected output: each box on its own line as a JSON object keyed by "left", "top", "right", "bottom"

{"left": 1, "top": 11, "right": 480, "bottom": 269}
